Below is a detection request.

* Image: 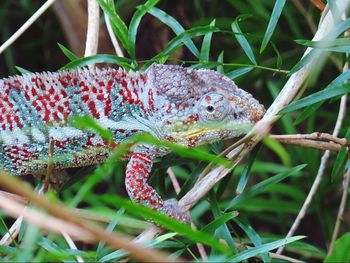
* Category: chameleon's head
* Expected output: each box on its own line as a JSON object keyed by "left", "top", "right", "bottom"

{"left": 145, "top": 64, "right": 265, "bottom": 147}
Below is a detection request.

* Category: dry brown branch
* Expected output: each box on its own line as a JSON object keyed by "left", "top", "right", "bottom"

{"left": 276, "top": 139, "right": 343, "bottom": 152}
{"left": 0, "top": 0, "right": 56, "bottom": 55}
{"left": 135, "top": 0, "right": 350, "bottom": 244}
{"left": 271, "top": 133, "right": 349, "bottom": 146}
{"left": 84, "top": 0, "right": 100, "bottom": 60}
{"left": 0, "top": 172, "right": 180, "bottom": 263}
{"left": 270, "top": 133, "right": 349, "bottom": 152}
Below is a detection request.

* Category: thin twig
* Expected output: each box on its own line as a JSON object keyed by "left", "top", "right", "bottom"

{"left": 0, "top": 0, "right": 56, "bottom": 55}
{"left": 103, "top": 0, "right": 124, "bottom": 57}
{"left": 271, "top": 133, "right": 348, "bottom": 146}
{"left": 275, "top": 139, "right": 343, "bottom": 152}
{"left": 84, "top": 0, "right": 100, "bottom": 61}
{"left": 167, "top": 168, "right": 181, "bottom": 194}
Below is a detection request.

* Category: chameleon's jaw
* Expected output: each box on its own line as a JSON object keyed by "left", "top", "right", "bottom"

{"left": 166, "top": 121, "right": 255, "bottom": 147}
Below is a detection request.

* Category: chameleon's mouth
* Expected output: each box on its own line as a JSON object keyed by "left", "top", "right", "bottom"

{"left": 170, "top": 121, "right": 254, "bottom": 146}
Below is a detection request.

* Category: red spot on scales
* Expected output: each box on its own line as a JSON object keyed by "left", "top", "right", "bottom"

{"left": 166, "top": 104, "right": 172, "bottom": 113}
{"left": 48, "top": 86, "right": 55, "bottom": 95}
{"left": 148, "top": 89, "right": 155, "bottom": 110}
{"left": 205, "top": 95, "right": 211, "bottom": 102}
{"left": 88, "top": 100, "right": 100, "bottom": 118}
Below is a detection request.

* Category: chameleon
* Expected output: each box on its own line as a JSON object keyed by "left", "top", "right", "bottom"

{"left": 0, "top": 64, "right": 265, "bottom": 223}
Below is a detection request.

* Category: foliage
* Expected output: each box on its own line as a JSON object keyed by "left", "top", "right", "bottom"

{"left": 0, "top": 0, "right": 350, "bottom": 262}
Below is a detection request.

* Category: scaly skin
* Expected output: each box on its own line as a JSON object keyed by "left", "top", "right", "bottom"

{"left": 0, "top": 64, "right": 265, "bottom": 223}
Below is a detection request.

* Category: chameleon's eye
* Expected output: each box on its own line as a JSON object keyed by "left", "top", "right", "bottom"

{"left": 198, "top": 93, "right": 230, "bottom": 122}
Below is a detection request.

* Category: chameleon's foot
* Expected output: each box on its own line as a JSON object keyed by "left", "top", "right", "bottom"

{"left": 163, "top": 198, "right": 191, "bottom": 224}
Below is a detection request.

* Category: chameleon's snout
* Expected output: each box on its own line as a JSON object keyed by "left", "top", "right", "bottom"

{"left": 228, "top": 95, "right": 266, "bottom": 124}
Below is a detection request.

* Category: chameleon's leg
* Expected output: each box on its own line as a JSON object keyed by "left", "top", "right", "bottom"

{"left": 125, "top": 150, "right": 190, "bottom": 223}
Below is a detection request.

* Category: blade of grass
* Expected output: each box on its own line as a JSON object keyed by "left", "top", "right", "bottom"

{"left": 60, "top": 54, "right": 132, "bottom": 70}
{"left": 290, "top": 17, "right": 350, "bottom": 75}
{"left": 226, "top": 67, "right": 253, "bottom": 79}
{"left": 209, "top": 191, "right": 237, "bottom": 254}
{"left": 228, "top": 236, "right": 306, "bottom": 262}
{"left": 260, "top": 0, "right": 286, "bottom": 53}
{"left": 226, "top": 164, "right": 306, "bottom": 210}
{"left": 148, "top": 7, "right": 199, "bottom": 58}
{"left": 263, "top": 136, "right": 291, "bottom": 166}
{"left": 97, "top": 0, "right": 129, "bottom": 55}
{"left": 100, "top": 194, "right": 232, "bottom": 255}
{"left": 331, "top": 127, "right": 350, "bottom": 181}
{"left": 201, "top": 212, "right": 238, "bottom": 234}
{"left": 236, "top": 144, "right": 261, "bottom": 194}
{"left": 280, "top": 83, "right": 350, "bottom": 114}
{"left": 233, "top": 218, "right": 270, "bottom": 262}
{"left": 128, "top": 0, "right": 160, "bottom": 60}
{"left": 146, "top": 25, "right": 219, "bottom": 67}
{"left": 231, "top": 16, "right": 257, "bottom": 65}
{"left": 57, "top": 43, "right": 78, "bottom": 61}
{"left": 200, "top": 19, "right": 216, "bottom": 62}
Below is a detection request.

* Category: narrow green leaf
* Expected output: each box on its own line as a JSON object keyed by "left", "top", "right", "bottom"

{"left": 226, "top": 67, "right": 253, "bottom": 79}
{"left": 209, "top": 191, "right": 237, "bottom": 253}
{"left": 228, "top": 236, "right": 306, "bottom": 262}
{"left": 290, "top": 18, "right": 350, "bottom": 74}
{"left": 69, "top": 116, "right": 113, "bottom": 142}
{"left": 60, "top": 54, "right": 132, "bottom": 70}
{"left": 148, "top": 25, "right": 219, "bottom": 66}
{"left": 201, "top": 212, "right": 238, "bottom": 233}
{"left": 271, "top": 41, "right": 283, "bottom": 69}
{"left": 200, "top": 19, "right": 216, "bottom": 62}
{"left": 97, "top": 0, "right": 129, "bottom": 54}
{"left": 100, "top": 195, "right": 232, "bottom": 255}
{"left": 293, "top": 101, "right": 323, "bottom": 125}
{"left": 226, "top": 164, "right": 306, "bottom": 210}
{"left": 128, "top": 0, "right": 160, "bottom": 60}
{"left": 331, "top": 127, "right": 350, "bottom": 181}
{"left": 57, "top": 43, "right": 78, "bottom": 61}
{"left": 263, "top": 137, "right": 291, "bottom": 166}
{"left": 236, "top": 144, "right": 261, "bottom": 194}
{"left": 260, "top": 0, "right": 286, "bottom": 53}
{"left": 292, "top": 70, "right": 350, "bottom": 121}
{"left": 280, "top": 83, "right": 350, "bottom": 114}
{"left": 217, "top": 51, "right": 224, "bottom": 73}
{"left": 148, "top": 7, "right": 199, "bottom": 58}
{"left": 233, "top": 218, "right": 270, "bottom": 262}
{"left": 15, "top": 66, "right": 32, "bottom": 74}
{"left": 96, "top": 209, "right": 125, "bottom": 258}
{"left": 295, "top": 38, "right": 350, "bottom": 48}
{"left": 231, "top": 18, "right": 257, "bottom": 65}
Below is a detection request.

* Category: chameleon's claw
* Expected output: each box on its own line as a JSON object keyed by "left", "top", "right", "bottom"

{"left": 163, "top": 198, "right": 191, "bottom": 224}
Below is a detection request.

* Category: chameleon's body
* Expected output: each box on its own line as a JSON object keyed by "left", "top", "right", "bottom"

{"left": 0, "top": 64, "right": 265, "bottom": 222}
